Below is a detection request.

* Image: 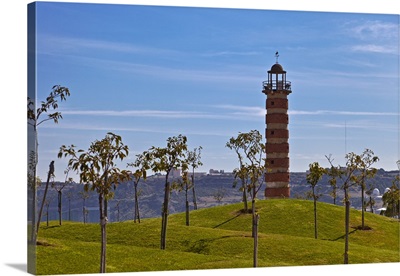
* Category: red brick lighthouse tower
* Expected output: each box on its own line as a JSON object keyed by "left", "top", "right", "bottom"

{"left": 262, "top": 53, "right": 291, "bottom": 198}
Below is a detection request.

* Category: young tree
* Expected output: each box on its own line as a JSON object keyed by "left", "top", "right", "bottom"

{"left": 145, "top": 134, "right": 188, "bottom": 250}
{"left": 175, "top": 170, "right": 192, "bottom": 226}
{"left": 353, "top": 149, "right": 379, "bottom": 229}
{"left": 227, "top": 130, "right": 265, "bottom": 237}
{"left": 79, "top": 189, "right": 90, "bottom": 224}
{"left": 187, "top": 147, "right": 203, "bottom": 210}
{"left": 226, "top": 136, "right": 249, "bottom": 212}
{"left": 306, "top": 162, "right": 326, "bottom": 239}
{"left": 44, "top": 200, "right": 51, "bottom": 227}
{"left": 326, "top": 154, "right": 356, "bottom": 264}
{"left": 36, "top": 161, "right": 55, "bottom": 236}
{"left": 127, "top": 152, "right": 150, "bottom": 223}
{"left": 65, "top": 190, "right": 74, "bottom": 221}
{"left": 44, "top": 193, "right": 55, "bottom": 227}
{"left": 27, "top": 85, "right": 70, "bottom": 244}
{"left": 324, "top": 155, "right": 340, "bottom": 205}
{"left": 52, "top": 168, "right": 73, "bottom": 226}
{"left": 325, "top": 149, "right": 378, "bottom": 264}
{"left": 365, "top": 186, "right": 376, "bottom": 213}
{"left": 213, "top": 188, "right": 226, "bottom": 204}
{"left": 382, "top": 177, "right": 400, "bottom": 218}
{"left": 114, "top": 199, "right": 122, "bottom": 222}
{"left": 58, "top": 132, "right": 131, "bottom": 273}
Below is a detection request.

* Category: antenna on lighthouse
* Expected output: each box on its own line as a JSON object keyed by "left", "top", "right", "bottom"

{"left": 275, "top": 51, "right": 279, "bottom": 63}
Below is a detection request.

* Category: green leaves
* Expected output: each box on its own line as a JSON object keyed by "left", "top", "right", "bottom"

{"left": 382, "top": 178, "right": 400, "bottom": 217}
{"left": 58, "top": 132, "right": 131, "bottom": 197}
{"left": 27, "top": 85, "right": 71, "bottom": 128}
{"left": 306, "top": 162, "right": 326, "bottom": 188}
{"left": 226, "top": 130, "right": 265, "bottom": 198}
{"left": 147, "top": 134, "right": 189, "bottom": 175}
{"left": 187, "top": 146, "right": 203, "bottom": 170}
{"left": 345, "top": 149, "right": 379, "bottom": 188}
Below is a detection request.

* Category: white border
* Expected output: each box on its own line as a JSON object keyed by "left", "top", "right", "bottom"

{"left": 0, "top": 1, "right": 398, "bottom": 276}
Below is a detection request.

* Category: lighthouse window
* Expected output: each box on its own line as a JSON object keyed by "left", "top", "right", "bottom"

{"left": 271, "top": 160, "right": 275, "bottom": 165}
{"left": 271, "top": 131, "right": 275, "bottom": 135}
{"left": 271, "top": 101, "right": 275, "bottom": 106}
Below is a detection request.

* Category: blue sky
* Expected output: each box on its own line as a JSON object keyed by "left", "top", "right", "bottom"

{"left": 32, "top": 2, "right": 399, "bottom": 181}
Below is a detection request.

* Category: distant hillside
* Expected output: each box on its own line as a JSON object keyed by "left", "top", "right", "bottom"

{"left": 35, "top": 169, "right": 399, "bottom": 223}
{"left": 36, "top": 199, "right": 399, "bottom": 275}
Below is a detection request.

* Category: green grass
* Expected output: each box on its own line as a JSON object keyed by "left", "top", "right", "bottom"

{"left": 36, "top": 199, "right": 400, "bottom": 274}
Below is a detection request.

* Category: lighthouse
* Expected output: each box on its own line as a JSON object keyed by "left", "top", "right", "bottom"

{"left": 262, "top": 55, "right": 291, "bottom": 198}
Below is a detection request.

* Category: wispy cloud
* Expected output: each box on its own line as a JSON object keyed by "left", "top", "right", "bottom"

{"left": 60, "top": 107, "right": 263, "bottom": 121}
{"left": 39, "top": 34, "right": 178, "bottom": 56}
{"left": 212, "top": 105, "right": 265, "bottom": 116}
{"left": 213, "top": 105, "right": 398, "bottom": 117}
{"left": 348, "top": 20, "right": 398, "bottom": 41}
{"left": 343, "top": 20, "right": 398, "bottom": 55}
{"left": 40, "top": 122, "right": 231, "bottom": 137}
{"left": 289, "top": 110, "right": 398, "bottom": 116}
{"left": 351, "top": 44, "right": 398, "bottom": 54}
{"left": 61, "top": 109, "right": 213, "bottom": 119}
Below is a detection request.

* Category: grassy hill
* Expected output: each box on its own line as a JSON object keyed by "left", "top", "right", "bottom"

{"left": 36, "top": 199, "right": 399, "bottom": 275}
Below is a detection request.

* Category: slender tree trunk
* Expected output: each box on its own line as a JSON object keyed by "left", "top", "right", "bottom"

{"left": 46, "top": 203, "right": 49, "bottom": 227}
{"left": 104, "top": 198, "right": 108, "bottom": 218}
{"left": 333, "top": 186, "right": 336, "bottom": 205}
{"left": 136, "top": 197, "right": 140, "bottom": 223}
{"left": 134, "top": 182, "right": 140, "bottom": 223}
{"left": 185, "top": 186, "right": 189, "bottom": 226}
{"left": 36, "top": 161, "right": 53, "bottom": 236}
{"left": 361, "top": 184, "right": 365, "bottom": 229}
{"left": 241, "top": 178, "right": 248, "bottom": 212}
{"left": 344, "top": 187, "right": 350, "bottom": 264}
{"left": 253, "top": 214, "right": 259, "bottom": 267}
{"left": 252, "top": 198, "right": 256, "bottom": 237}
{"left": 161, "top": 175, "right": 170, "bottom": 250}
{"left": 251, "top": 184, "right": 256, "bottom": 238}
{"left": 192, "top": 169, "right": 198, "bottom": 210}
{"left": 99, "top": 194, "right": 107, "bottom": 273}
{"left": 313, "top": 187, "right": 318, "bottom": 239}
{"left": 58, "top": 190, "right": 62, "bottom": 226}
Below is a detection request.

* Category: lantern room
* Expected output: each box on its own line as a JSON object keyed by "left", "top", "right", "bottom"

{"left": 262, "top": 63, "right": 292, "bottom": 93}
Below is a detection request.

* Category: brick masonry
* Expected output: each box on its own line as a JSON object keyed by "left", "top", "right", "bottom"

{"left": 264, "top": 186, "right": 290, "bottom": 198}
{"left": 262, "top": 63, "right": 291, "bottom": 199}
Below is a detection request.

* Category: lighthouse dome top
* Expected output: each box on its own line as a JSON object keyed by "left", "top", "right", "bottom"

{"left": 269, "top": 63, "right": 286, "bottom": 74}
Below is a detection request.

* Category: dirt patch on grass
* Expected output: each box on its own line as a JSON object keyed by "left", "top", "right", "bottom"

{"left": 232, "top": 209, "right": 255, "bottom": 216}
{"left": 353, "top": 225, "right": 373, "bottom": 231}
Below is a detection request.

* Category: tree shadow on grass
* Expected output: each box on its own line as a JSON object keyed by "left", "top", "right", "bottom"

{"left": 212, "top": 213, "right": 243, "bottom": 229}
{"left": 43, "top": 225, "right": 60, "bottom": 229}
{"left": 327, "top": 229, "right": 358, "bottom": 242}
